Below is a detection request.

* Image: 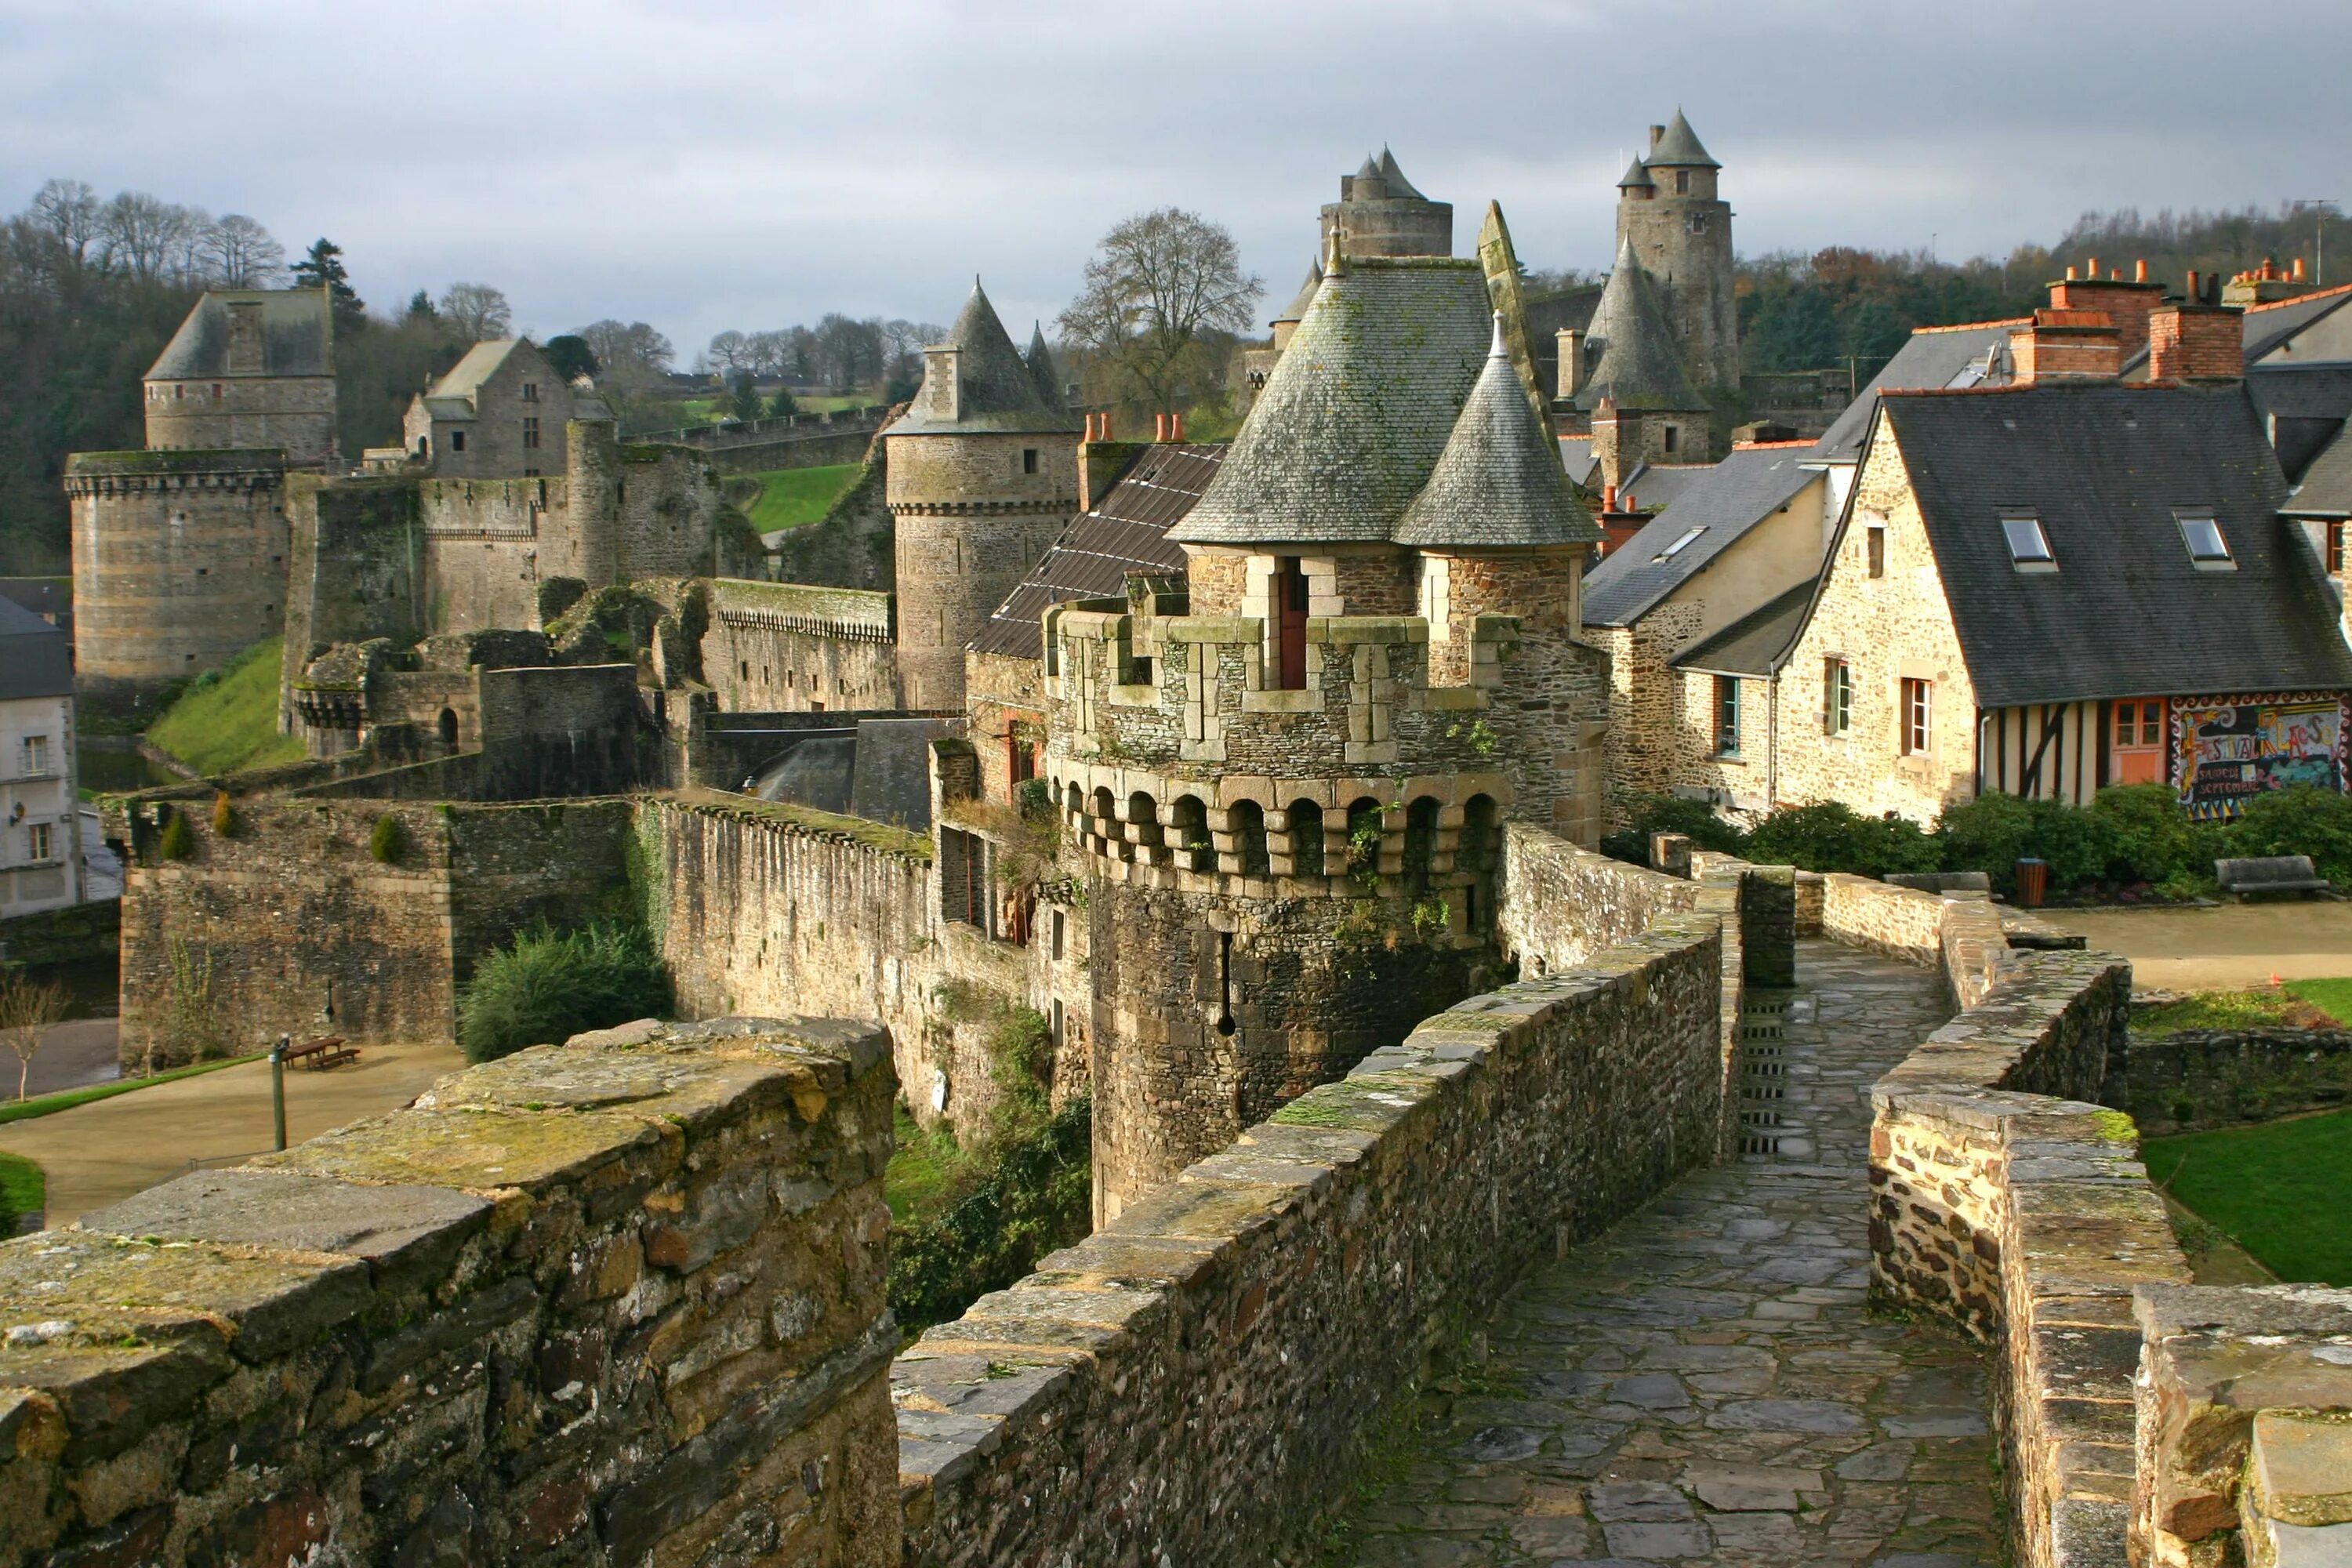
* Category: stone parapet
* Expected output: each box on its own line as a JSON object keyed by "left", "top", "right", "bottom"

{"left": 895, "top": 911, "right": 1730, "bottom": 1566}
{"left": 0, "top": 1015, "right": 901, "bottom": 1567}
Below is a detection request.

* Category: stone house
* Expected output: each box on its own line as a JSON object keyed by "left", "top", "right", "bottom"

{"left": 1756, "top": 302, "right": 2352, "bottom": 822}
{"left": 1581, "top": 442, "right": 1833, "bottom": 810}
{"left": 401, "top": 338, "right": 606, "bottom": 477}
{"left": 0, "top": 598, "right": 83, "bottom": 916}
{"left": 140, "top": 287, "right": 338, "bottom": 466}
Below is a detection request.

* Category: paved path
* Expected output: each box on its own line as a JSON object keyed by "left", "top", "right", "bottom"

{"left": 0, "top": 1040, "right": 465, "bottom": 1225}
{"left": 2037, "top": 902, "right": 2352, "bottom": 991}
{"left": 1338, "top": 942, "right": 1999, "bottom": 1566}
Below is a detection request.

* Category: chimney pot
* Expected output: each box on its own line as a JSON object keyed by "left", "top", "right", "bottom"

{"left": 1171, "top": 411, "right": 1185, "bottom": 441}
{"left": 2088, "top": 256, "right": 2100, "bottom": 278}
{"left": 1101, "top": 412, "right": 1113, "bottom": 442}
{"left": 2136, "top": 259, "right": 2149, "bottom": 283}
{"left": 1603, "top": 483, "right": 1618, "bottom": 512}
{"left": 1154, "top": 412, "right": 1168, "bottom": 442}
{"left": 2066, "top": 265, "right": 2078, "bottom": 281}
{"left": 2295, "top": 256, "right": 2308, "bottom": 281}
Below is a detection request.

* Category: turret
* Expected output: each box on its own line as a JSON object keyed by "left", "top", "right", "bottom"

{"left": 1575, "top": 240, "right": 1714, "bottom": 487}
{"left": 1613, "top": 110, "right": 1740, "bottom": 392}
{"left": 883, "top": 279, "right": 1083, "bottom": 710}
{"left": 1319, "top": 146, "right": 1453, "bottom": 259}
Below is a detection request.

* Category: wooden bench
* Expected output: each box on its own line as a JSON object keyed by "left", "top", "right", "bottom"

{"left": 281, "top": 1035, "right": 361, "bottom": 1071}
{"left": 2214, "top": 855, "right": 2332, "bottom": 901}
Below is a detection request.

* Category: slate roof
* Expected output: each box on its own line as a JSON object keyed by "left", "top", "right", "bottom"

{"left": 0, "top": 597, "right": 73, "bottom": 702}
{"left": 1573, "top": 241, "right": 1708, "bottom": 413}
{"left": 1813, "top": 320, "right": 2024, "bottom": 461}
{"left": 1171, "top": 256, "right": 1493, "bottom": 546}
{"left": 1878, "top": 382, "right": 2352, "bottom": 706}
{"left": 1396, "top": 319, "right": 1599, "bottom": 548}
{"left": 1559, "top": 435, "right": 1597, "bottom": 488}
{"left": 1647, "top": 111, "right": 1719, "bottom": 169}
{"left": 1377, "top": 147, "right": 1425, "bottom": 200}
{"left": 1271, "top": 259, "right": 1323, "bottom": 328}
{"left": 146, "top": 289, "right": 332, "bottom": 381}
{"left": 2285, "top": 423, "right": 2352, "bottom": 517}
{"left": 2244, "top": 284, "right": 2352, "bottom": 363}
{"left": 1583, "top": 445, "right": 1818, "bottom": 626}
{"left": 1613, "top": 463, "right": 1713, "bottom": 514}
{"left": 2246, "top": 361, "right": 2352, "bottom": 481}
{"left": 1025, "top": 323, "right": 1061, "bottom": 408}
{"left": 1670, "top": 583, "right": 1814, "bottom": 677}
{"left": 885, "top": 281, "right": 1082, "bottom": 437}
{"left": 1617, "top": 157, "right": 1656, "bottom": 191}
{"left": 971, "top": 444, "right": 1223, "bottom": 659}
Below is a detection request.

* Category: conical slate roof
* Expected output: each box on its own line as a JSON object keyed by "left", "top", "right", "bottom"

{"left": 1025, "top": 321, "right": 1061, "bottom": 408}
{"left": 1647, "top": 110, "right": 1718, "bottom": 169}
{"left": 1171, "top": 256, "right": 1494, "bottom": 546}
{"left": 1573, "top": 241, "right": 1708, "bottom": 413}
{"left": 1271, "top": 258, "right": 1323, "bottom": 327}
{"left": 1617, "top": 156, "right": 1655, "bottom": 191}
{"left": 885, "top": 280, "right": 1081, "bottom": 436}
{"left": 1377, "top": 147, "right": 1425, "bottom": 201}
{"left": 1396, "top": 317, "right": 1600, "bottom": 548}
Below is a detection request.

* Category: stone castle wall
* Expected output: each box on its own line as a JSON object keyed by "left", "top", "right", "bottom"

{"left": 111, "top": 795, "right": 633, "bottom": 1069}
{"left": 633, "top": 793, "right": 1057, "bottom": 1141}
{"left": 144, "top": 372, "right": 336, "bottom": 467}
{"left": 896, "top": 882, "right": 1733, "bottom": 1566}
{"left": 66, "top": 452, "right": 291, "bottom": 694}
{"left": 771, "top": 455, "right": 895, "bottom": 593}
{"left": 0, "top": 1015, "right": 902, "bottom": 1567}
{"left": 701, "top": 579, "right": 899, "bottom": 713}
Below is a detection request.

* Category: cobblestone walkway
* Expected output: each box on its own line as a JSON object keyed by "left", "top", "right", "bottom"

{"left": 1339, "top": 941, "right": 1999, "bottom": 1567}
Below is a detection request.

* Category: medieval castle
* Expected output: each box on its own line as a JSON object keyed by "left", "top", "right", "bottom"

{"left": 13, "top": 111, "right": 2352, "bottom": 1568}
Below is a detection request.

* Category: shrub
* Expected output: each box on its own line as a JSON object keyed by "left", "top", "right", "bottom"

{"left": 887, "top": 1095, "right": 1091, "bottom": 1331}
{"left": 368, "top": 814, "right": 404, "bottom": 864}
{"left": 456, "top": 920, "right": 670, "bottom": 1063}
{"left": 1601, "top": 792, "right": 1748, "bottom": 865}
{"left": 2087, "top": 785, "right": 2223, "bottom": 887}
{"left": 156, "top": 808, "right": 194, "bottom": 862}
{"left": 2223, "top": 786, "right": 2352, "bottom": 886}
{"left": 1938, "top": 792, "right": 2114, "bottom": 896}
{"left": 1745, "top": 801, "right": 1939, "bottom": 879}
{"left": 209, "top": 790, "right": 235, "bottom": 837}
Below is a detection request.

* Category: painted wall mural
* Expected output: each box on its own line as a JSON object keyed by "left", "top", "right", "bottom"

{"left": 2171, "top": 692, "right": 2349, "bottom": 817}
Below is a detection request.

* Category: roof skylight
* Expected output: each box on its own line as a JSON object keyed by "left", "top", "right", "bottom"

{"left": 2002, "top": 517, "right": 2055, "bottom": 569}
{"left": 1655, "top": 526, "right": 1707, "bottom": 561}
{"left": 2177, "top": 514, "right": 2232, "bottom": 564}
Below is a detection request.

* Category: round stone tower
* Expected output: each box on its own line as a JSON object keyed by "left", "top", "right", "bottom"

{"left": 1319, "top": 147, "right": 1452, "bottom": 259}
{"left": 884, "top": 281, "right": 1083, "bottom": 710}
{"left": 1046, "top": 254, "right": 1608, "bottom": 1220}
{"left": 1613, "top": 111, "right": 1740, "bottom": 394}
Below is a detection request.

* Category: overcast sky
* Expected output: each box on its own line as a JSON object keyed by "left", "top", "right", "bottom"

{"left": 6, "top": 0, "right": 2348, "bottom": 358}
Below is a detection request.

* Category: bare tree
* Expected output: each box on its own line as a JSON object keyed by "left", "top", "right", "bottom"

{"left": 200, "top": 214, "right": 285, "bottom": 287}
{"left": 0, "top": 971, "right": 67, "bottom": 1102}
{"left": 700, "top": 329, "right": 756, "bottom": 376}
{"left": 744, "top": 328, "right": 793, "bottom": 379}
{"left": 812, "top": 314, "right": 883, "bottom": 392}
{"left": 438, "top": 282, "right": 513, "bottom": 339}
{"left": 97, "top": 191, "right": 199, "bottom": 282}
{"left": 29, "top": 179, "right": 100, "bottom": 270}
{"left": 1058, "top": 208, "right": 1261, "bottom": 414}
{"left": 880, "top": 318, "right": 943, "bottom": 380}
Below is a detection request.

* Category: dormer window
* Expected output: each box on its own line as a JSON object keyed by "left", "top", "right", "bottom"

{"left": 1655, "top": 526, "right": 1705, "bottom": 562}
{"left": 2002, "top": 516, "right": 2055, "bottom": 569}
{"left": 2177, "top": 513, "right": 2232, "bottom": 566}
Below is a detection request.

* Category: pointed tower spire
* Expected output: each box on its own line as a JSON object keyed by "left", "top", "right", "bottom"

{"left": 1573, "top": 240, "right": 1707, "bottom": 413}
{"left": 1025, "top": 321, "right": 1060, "bottom": 408}
{"left": 1396, "top": 312, "right": 1599, "bottom": 548}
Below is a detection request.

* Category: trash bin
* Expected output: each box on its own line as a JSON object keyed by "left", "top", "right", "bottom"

{"left": 2014, "top": 857, "right": 2049, "bottom": 909}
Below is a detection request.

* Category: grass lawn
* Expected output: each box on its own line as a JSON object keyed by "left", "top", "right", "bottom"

{"left": 742, "top": 463, "right": 861, "bottom": 533}
{"left": 0, "top": 1151, "right": 41, "bottom": 1224}
{"left": 2143, "top": 1108, "right": 2352, "bottom": 1284}
{"left": 146, "top": 637, "right": 306, "bottom": 776}
{"left": 0, "top": 1053, "right": 262, "bottom": 1126}
{"left": 2136, "top": 980, "right": 2348, "bottom": 1036}
{"left": 886, "top": 1105, "right": 964, "bottom": 1224}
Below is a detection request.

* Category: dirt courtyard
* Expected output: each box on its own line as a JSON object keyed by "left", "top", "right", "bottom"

{"left": 2039, "top": 899, "right": 2352, "bottom": 990}
{"left": 1, "top": 1040, "right": 466, "bottom": 1224}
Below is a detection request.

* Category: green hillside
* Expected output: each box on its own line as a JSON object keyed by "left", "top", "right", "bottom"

{"left": 743, "top": 463, "right": 861, "bottom": 533}
{"left": 145, "top": 637, "right": 306, "bottom": 777}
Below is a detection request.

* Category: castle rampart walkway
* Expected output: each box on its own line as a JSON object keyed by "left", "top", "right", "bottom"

{"left": 1339, "top": 939, "right": 2000, "bottom": 1566}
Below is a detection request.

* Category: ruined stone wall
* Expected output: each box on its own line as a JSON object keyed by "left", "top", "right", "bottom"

{"left": 415, "top": 476, "right": 554, "bottom": 633}
{"left": 702, "top": 580, "right": 899, "bottom": 713}
{"left": 0, "top": 1015, "right": 901, "bottom": 1567}
{"left": 112, "top": 796, "right": 632, "bottom": 1069}
{"left": 66, "top": 453, "right": 291, "bottom": 694}
{"left": 2106, "top": 1026, "right": 2352, "bottom": 1132}
{"left": 896, "top": 910, "right": 1729, "bottom": 1566}
{"left": 278, "top": 475, "right": 426, "bottom": 727}
{"left": 632, "top": 793, "right": 1051, "bottom": 1141}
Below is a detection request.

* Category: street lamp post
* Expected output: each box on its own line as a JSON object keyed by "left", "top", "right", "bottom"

{"left": 2292, "top": 200, "right": 2339, "bottom": 286}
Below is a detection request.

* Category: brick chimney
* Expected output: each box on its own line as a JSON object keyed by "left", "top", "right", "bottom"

{"left": 1556, "top": 327, "right": 1585, "bottom": 400}
{"left": 2148, "top": 296, "right": 2245, "bottom": 383}
{"left": 2009, "top": 309, "right": 2122, "bottom": 384}
{"left": 2047, "top": 264, "right": 2165, "bottom": 366}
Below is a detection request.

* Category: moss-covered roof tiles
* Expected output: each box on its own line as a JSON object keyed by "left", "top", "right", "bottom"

{"left": 1573, "top": 241, "right": 1709, "bottom": 415}
{"left": 1396, "top": 318, "right": 1600, "bottom": 549}
{"left": 885, "top": 280, "right": 1083, "bottom": 437}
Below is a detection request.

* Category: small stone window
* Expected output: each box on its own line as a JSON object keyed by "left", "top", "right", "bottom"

{"left": 2328, "top": 521, "right": 2344, "bottom": 574}
{"left": 1866, "top": 524, "right": 1886, "bottom": 578}
{"left": 1402, "top": 797, "right": 1439, "bottom": 894}
{"left": 1713, "top": 676, "right": 1742, "bottom": 757}
{"left": 1229, "top": 800, "right": 1270, "bottom": 877}
{"left": 1022, "top": 448, "right": 1040, "bottom": 474}
{"left": 1824, "top": 659, "right": 1853, "bottom": 735}
{"left": 940, "top": 827, "right": 989, "bottom": 927}
{"left": 521, "top": 381, "right": 539, "bottom": 403}
{"left": 451, "top": 430, "right": 467, "bottom": 452}
{"left": 1901, "top": 677, "right": 1932, "bottom": 755}
{"left": 1287, "top": 800, "right": 1325, "bottom": 877}
{"left": 1675, "top": 169, "right": 1691, "bottom": 194}
{"left": 1663, "top": 424, "right": 1679, "bottom": 454}
{"left": 522, "top": 416, "right": 541, "bottom": 450}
